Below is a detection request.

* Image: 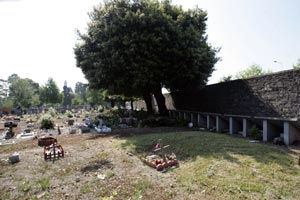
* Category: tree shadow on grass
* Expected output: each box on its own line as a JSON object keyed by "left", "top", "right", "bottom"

{"left": 84, "top": 127, "right": 194, "bottom": 140}
{"left": 84, "top": 133, "right": 117, "bottom": 140}
{"left": 80, "top": 159, "right": 113, "bottom": 173}
{"left": 119, "top": 131, "right": 295, "bottom": 168}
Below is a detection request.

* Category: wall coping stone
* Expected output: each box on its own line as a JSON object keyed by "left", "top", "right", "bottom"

{"left": 170, "top": 109, "right": 298, "bottom": 122}
{"left": 254, "top": 116, "right": 298, "bottom": 122}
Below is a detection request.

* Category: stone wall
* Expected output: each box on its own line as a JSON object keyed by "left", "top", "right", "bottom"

{"left": 172, "top": 69, "right": 300, "bottom": 118}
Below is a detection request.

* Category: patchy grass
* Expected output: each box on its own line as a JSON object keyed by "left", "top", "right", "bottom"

{"left": 2, "top": 128, "right": 299, "bottom": 199}
{"left": 35, "top": 176, "right": 51, "bottom": 190}
{"left": 17, "top": 180, "right": 32, "bottom": 193}
{"left": 118, "top": 131, "right": 300, "bottom": 199}
{"left": 106, "top": 171, "right": 115, "bottom": 179}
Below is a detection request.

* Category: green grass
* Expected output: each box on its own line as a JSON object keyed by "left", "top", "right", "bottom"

{"left": 35, "top": 176, "right": 51, "bottom": 190}
{"left": 106, "top": 171, "right": 115, "bottom": 179}
{"left": 118, "top": 131, "right": 300, "bottom": 199}
{"left": 17, "top": 180, "right": 32, "bottom": 193}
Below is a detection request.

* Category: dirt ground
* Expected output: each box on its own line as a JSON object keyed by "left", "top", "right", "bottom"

{"left": 0, "top": 120, "right": 193, "bottom": 200}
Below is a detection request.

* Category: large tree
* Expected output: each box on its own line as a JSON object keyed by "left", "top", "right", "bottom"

{"left": 75, "top": 0, "right": 218, "bottom": 115}
{"left": 39, "top": 78, "right": 62, "bottom": 105}
{"left": 9, "top": 78, "right": 40, "bottom": 108}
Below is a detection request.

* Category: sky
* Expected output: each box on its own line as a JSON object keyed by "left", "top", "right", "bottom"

{"left": 0, "top": 0, "right": 300, "bottom": 90}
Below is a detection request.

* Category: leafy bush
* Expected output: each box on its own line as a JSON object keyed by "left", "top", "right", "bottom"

{"left": 48, "top": 107, "right": 57, "bottom": 118}
{"left": 249, "top": 125, "right": 262, "bottom": 140}
{"left": 132, "top": 110, "right": 149, "bottom": 120}
{"left": 98, "top": 105, "right": 104, "bottom": 113}
{"left": 140, "top": 116, "right": 188, "bottom": 127}
{"left": 66, "top": 110, "right": 73, "bottom": 118}
{"left": 39, "top": 114, "right": 54, "bottom": 129}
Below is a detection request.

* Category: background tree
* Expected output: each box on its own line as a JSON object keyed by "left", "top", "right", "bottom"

{"left": 293, "top": 59, "right": 300, "bottom": 69}
{"left": 3, "top": 98, "right": 14, "bottom": 109}
{"left": 74, "top": 82, "right": 88, "bottom": 103}
{"left": 75, "top": 0, "right": 219, "bottom": 115}
{"left": 72, "top": 94, "right": 84, "bottom": 106}
{"left": 219, "top": 75, "right": 233, "bottom": 82}
{"left": 39, "top": 78, "right": 62, "bottom": 105}
{"left": 0, "top": 97, "right": 14, "bottom": 109}
{"left": 7, "top": 73, "right": 20, "bottom": 84}
{"left": 63, "top": 83, "right": 73, "bottom": 107}
{"left": 86, "top": 88, "right": 106, "bottom": 106}
{"left": 235, "top": 64, "right": 271, "bottom": 79}
{"left": 9, "top": 78, "right": 40, "bottom": 108}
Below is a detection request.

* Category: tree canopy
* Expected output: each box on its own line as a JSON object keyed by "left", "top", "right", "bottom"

{"left": 39, "top": 78, "right": 62, "bottom": 105}
{"left": 7, "top": 73, "right": 20, "bottom": 85}
{"left": 235, "top": 64, "right": 271, "bottom": 79}
{"left": 74, "top": 0, "right": 219, "bottom": 115}
{"left": 9, "top": 78, "right": 40, "bottom": 108}
{"left": 74, "top": 82, "right": 88, "bottom": 103}
{"left": 293, "top": 59, "right": 300, "bottom": 69}
{"left": 219, "top": 75, "right": 232, "bottom": 83}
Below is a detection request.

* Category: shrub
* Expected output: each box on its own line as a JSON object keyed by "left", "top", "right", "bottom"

{"left": 66, "top": 110, "right": 73, "bottom": 118}
{"left": 48, "top": 107, "right": 57, "bottom": 118}
{"left": 39, "top": 114, "right": 54, "bottom": 129}
{"left": 140, "top": 116, "right": 187, "bottom": 127}
{"left": 132, "top": 110, "right": 149, "bottom": 120}
{"left": 98, "top": 105, "right": 104, "bottom": 113}
{"left": 249, "top": 125, "right": 262, "bottom": 140}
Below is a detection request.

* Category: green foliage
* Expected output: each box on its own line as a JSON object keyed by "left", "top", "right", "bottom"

{"left": 39, "top": 114, "right": 54, "bottom": 129}
{"left": 74, "top": 82, "right": 88, "bottom": 103}
{"left": 39, "top": 78, "right": 62, "bottom": 105}
{"left": 75, "top": 0, "right": 219, "bottom": 107}
{"left": 140, "top": 116, "right": 187, "bottom": 127}
{"left": 17, "top": 180, "right": 32, "bottom": 193}
{"left": 66, "top": 110, "right": 73, "bottom": 118}
{"left": 1, "top": 97, "right": 14, "bottom": 108}
{"left": 132, "top": 110, "right": 149, "bottom": 120}
{"left": 98, "top": 105, "right": 104, "bottom": 112}
{"left": 7, "top": 73, "right": 20, "bottom": 84}
{"left": 106, "top": 171, "right": 115, "bottom": 179}
{"left": 236, "top": 64, "right": 271, "bottom": 79}
{"left": 47, "top": 107, "right": 57, "bottom": 118}
{"left": 86, "top": 88, "right": 106, "bottom": 105}
{"left": 72, "top": 94, "right": 84, "bottom": 106}
{"left": 219, "top": 75, "right": 233, "bottom": 82}
{"left": 35, "top": 177, "right": 51, "bottom": 190}
{"left": 249, "top": 125, "right": 262, "bottom": 140}
{"left": 9, "top": 78, "right": 40, "bottom": 108}
{"left": 292, "top": 59, "right": 300, "bottom": 69}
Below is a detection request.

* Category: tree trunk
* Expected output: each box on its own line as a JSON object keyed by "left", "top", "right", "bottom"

{"left": 143, "top": 93, "right": 154, "bottom": 114}
{"left": 110, "top": 99, "right": 115, "bottom": 108}
{"left": 153, "top": 86, "right": 168, "bottom": 116}
{"left": 130, "top": 100, "right": 134, "bottom": 111}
